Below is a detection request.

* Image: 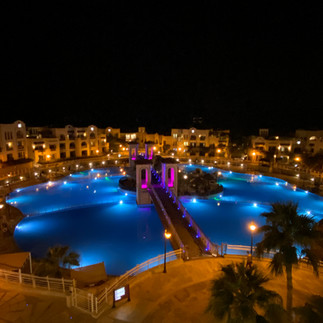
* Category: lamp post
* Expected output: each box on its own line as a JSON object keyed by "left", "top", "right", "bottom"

{"left": 163, "top": 230, "right": 172, "bottom": 273}
{"left": 249, "top": 222, "right": 257, "bottom": 256}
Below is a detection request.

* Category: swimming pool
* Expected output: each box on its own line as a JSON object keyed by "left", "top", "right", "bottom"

{"left": 181, "top": 165, "right": 323, "bottom": 247}
{"left": 9, "top": 165, "right": 323, "bottom": 275}
{"left": 11, "top": 168, "right": 172, "bottom": 275}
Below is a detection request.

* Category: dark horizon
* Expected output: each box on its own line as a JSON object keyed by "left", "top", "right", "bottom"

{"left": 2, "top": 3, "right": 323, "bottom": 137}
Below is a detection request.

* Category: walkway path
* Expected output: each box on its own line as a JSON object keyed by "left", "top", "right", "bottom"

{"left": 99, "top": 255, "right": 323, "bottom": 322}
{"left": 0, "top": 255, "right": 322, "bottom": 322}
{"left": 149, "top": 184, "right": 202, "bottom": 258}
{"left": 0, "top": 281, "right": 96, "bottom": 323}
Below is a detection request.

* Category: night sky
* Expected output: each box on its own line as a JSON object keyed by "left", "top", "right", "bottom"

{"left": 2, "top": 2, "right": 323, "bottom": 137}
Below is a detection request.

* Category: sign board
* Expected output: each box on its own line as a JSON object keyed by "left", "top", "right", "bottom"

{"left": 113, "top": 284, "right": 130, "bottom": 307}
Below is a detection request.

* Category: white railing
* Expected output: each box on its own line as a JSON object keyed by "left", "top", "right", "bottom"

{"left": 149, "top": 170, "right": 219, "bottom": 256}
{"left": 225, "top": 244, "right": 323, "bottom": 268}
{"left": 71, "top": 249, "right": 183, "bottom": 318}
{"left": 148, "top": 185, "right": 185, "bottom": 250}
{"left": 224, "top": 244, "right": 276, "bottom": 258}
{"left": 168, "top": 188, "right": 219, "bottom": 256}
{"left": 0, "top": 268, "right": 75, "bottom": 294}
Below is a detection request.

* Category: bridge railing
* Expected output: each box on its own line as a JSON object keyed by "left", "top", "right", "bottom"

{"left": 164, "top": 187, "right": 219, "bottom": 256}
{"left": 149, "top": 185, "right": 185, "bottom": 250}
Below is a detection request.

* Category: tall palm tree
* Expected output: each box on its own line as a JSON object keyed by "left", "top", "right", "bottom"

{"left": 256, "top": 202, "right": 321, "bottom": 314}
{"left": 34, "top": 245, "right": 80, "bottom": 278}
{"left": 206, "top": 261, "right": 284, "bottom": 322}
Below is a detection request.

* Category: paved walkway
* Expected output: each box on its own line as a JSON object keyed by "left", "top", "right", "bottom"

{"left": 0, "top": 255, "right": 322, "bottom": 322}
{"left": 98, "top": 255, "right": 323, "bottom": 322}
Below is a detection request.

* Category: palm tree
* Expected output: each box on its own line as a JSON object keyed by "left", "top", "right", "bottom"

{"left": 206, "top": 261, "right": 284, "bottom": 322}
{"left": 34, "top": 245, "right": 80, "bottom": 278}
{"left": 256, "top": 202, "right": 321, "bottom": 315}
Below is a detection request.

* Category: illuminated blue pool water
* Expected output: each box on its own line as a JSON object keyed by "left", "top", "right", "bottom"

{"left": 11, "top": 168, "right": 171, "bottom": 275}
{"left": 10, "top": 165, "right": 323, "bottom": 275}
{"left": 181, "top": 165, "right": 323, "bottom": 247}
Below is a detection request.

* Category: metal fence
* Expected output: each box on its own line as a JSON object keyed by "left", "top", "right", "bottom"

{"left": 0, "top": 268, "right": 75, "bottom": 293}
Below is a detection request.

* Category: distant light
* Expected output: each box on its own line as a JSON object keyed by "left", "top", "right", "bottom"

{"left": 119, "top": 200, "right": 123, "bottom": 204}
{"left": 192, "top": 198, "right": 197, "bottom": 203}
{"left": 253, "top": 203, "right": 258, "bottom": 207}
{"left": 249, "top": 223, "right": 257, "bottom": 231}
{"left": 164, "top": 230, "right": 172, "bottom": 239}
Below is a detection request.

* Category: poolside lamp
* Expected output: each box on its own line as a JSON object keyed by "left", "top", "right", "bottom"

{"left": 163, "top": 230, "right": 172, "bottom": 273}
{"left": 249, "top": 222, "right": 257, "bottom": 256}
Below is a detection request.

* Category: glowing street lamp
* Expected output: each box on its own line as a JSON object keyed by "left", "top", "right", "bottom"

{"left": 249, "top": 222, "right": 257, "bottom": 256}
{"left": 163, "top": 230, "right": 172, "bottom": 273}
